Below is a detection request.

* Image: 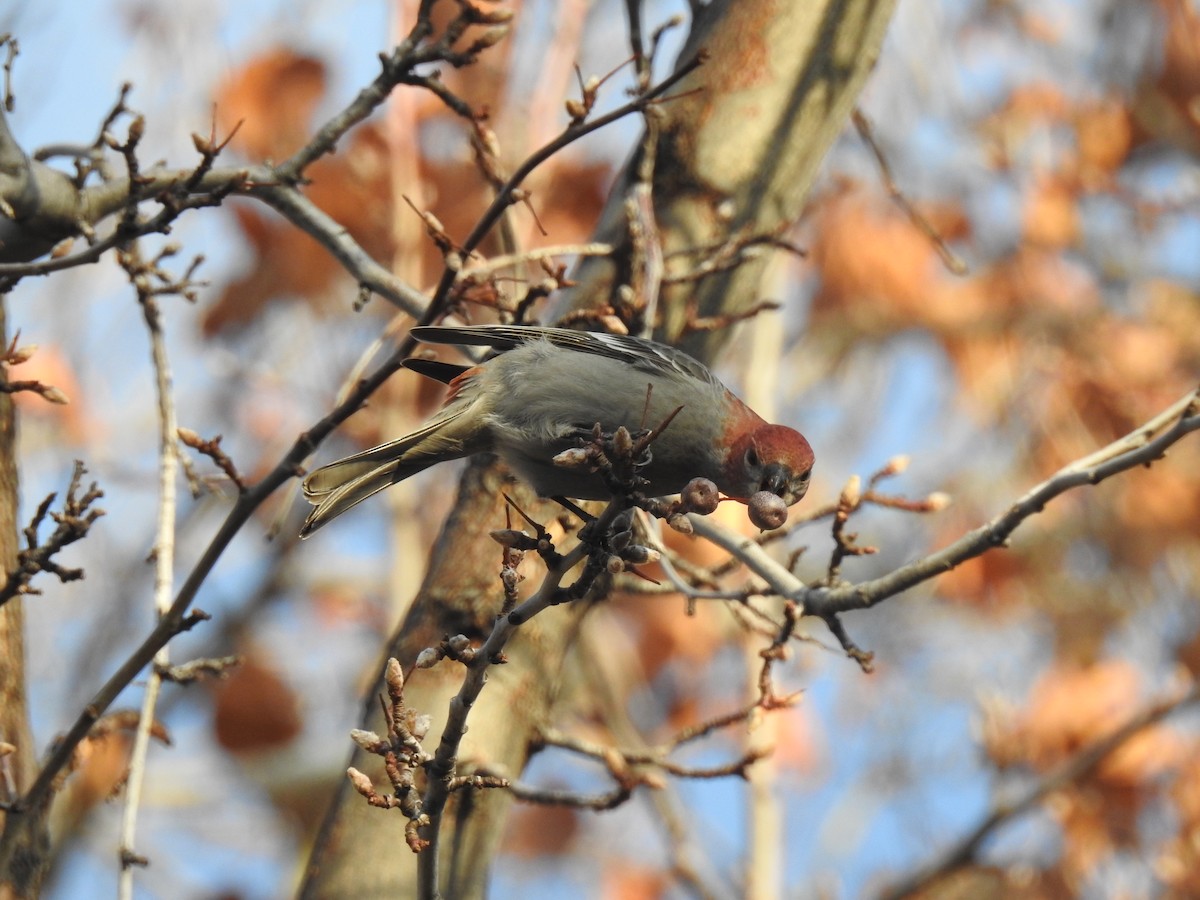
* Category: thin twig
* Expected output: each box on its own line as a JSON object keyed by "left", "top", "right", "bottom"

{"left": 853, "top": 108, "right": 968, "bottom": 276}
{"left": 457, "top": 242, "right": 613, "bottom": 280}
{"left": 116, "top": 245, "right": 183, "bottom": 898}
{"left": 0, "top": 35, "right": 16, "bottom": 113}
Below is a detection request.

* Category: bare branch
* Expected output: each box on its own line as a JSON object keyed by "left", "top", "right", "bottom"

{"left": 679, "top": 388, "right": 1200, "bottom": 669}
{"left": 116, "top": 241, "right": 185, "bottom": 898}
{"left": 177, "top": 428, "right": 246, "bottom": 493}
{"left": 12, "top": 41, "right": 699, "bottom": 819}
{"left": 853, "top": 108, "right": 968, "bottom": 276}
{"left": 802, "top": 386, "right": 1200, "bottom": 618}
{"left": 0, "top": 463, "right": 104, "bottom": 607}
{"left": 155, "top": 655, "right": 240, "bottom": 685}
{"left": 416, "top": 494, "right": 627, "bottom": 890}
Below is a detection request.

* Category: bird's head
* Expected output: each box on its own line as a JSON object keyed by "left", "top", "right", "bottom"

{"left": 724, "top": 423, "right": 814, "bottom": 507}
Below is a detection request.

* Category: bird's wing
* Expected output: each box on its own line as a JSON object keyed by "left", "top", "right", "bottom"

{"left": 302, "top": 405, "right": 472, "bottom": 500}
{"left": 401, "top": 357, "right": 471, "bottom": 385}
{"left": 411, "top": 325, "right": 720, "bottom": 388}
{"left": 300, "top": 365, "right": 487, "bottom": 537}
{"left": 299, "top": 461, "right": 402, "bottom": 538}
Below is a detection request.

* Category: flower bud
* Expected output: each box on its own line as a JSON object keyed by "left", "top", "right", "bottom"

{"left": 620, "top": 545, "right": 661, "bottom": 565}
{"left": 667, "top": 513, "right": 693, "bottom": 535}
{"left": 490, "top": 528, "right": 537, "bottom": 550}
{"left": 177, "top": 427, "right": 203, "bottom": 447}
{"left": 477, "top": 125, "right": 500, "bottom": 158}
{"left": 40, "top": 385, "right": 70, "bottom": 405}
{"left": 347, "top": 767, "right": 374, "bottom": 795}
{"left": 613, "top": 426, "right": 633, "bottom": 459}
{"left": 748, "top": 491, "right": 788, "bottom": 531}
{"left": 470, "top": 24, "right": 510, "bottom": 51}
{"left": 350, "top": 729, "right": 384, "bottom": 752}
{"left": 7, "top": 344, "right": 36, "bottom": 365}
{"left": 839, "top": 475, "right": 862, "bottom": 508}
{"left": 414, "top": 648, "right": 440, "bottom": 669}
{"left": 385, "top": 657, "right": 405, "bottom": 694}
{"left": 598, "top": 315, "right": 628, "bottom": 335}
{"left": 553, "top": 447, "right": 593, "bottom": 469}
{"left": 473, "top": 6, "right": 514, "bottom": 23}
{"left": 680, "top": 477, "right": 720, "bottom": 515}
{"left": 384, "top": 657, "right": 408, "bottom": 700}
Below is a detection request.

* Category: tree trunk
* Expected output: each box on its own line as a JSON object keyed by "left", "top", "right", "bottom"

{"left": 569, "top": 0, "right": 897, "bottom": 361}
{"left": 0, "top": 297, "right": 49, "bottom": 899}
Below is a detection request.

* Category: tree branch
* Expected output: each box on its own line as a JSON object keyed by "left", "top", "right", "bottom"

{"left": 684, "top": 387, "right": 1200, "bottom": 665}
{"left": 801, "top": 386, "right": 1200, "bottom": 618}
{"left": 115, "top": 243, "right": 184, "bottom": 899}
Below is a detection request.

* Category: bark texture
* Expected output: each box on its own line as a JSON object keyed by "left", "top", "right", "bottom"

{"left": 0, "top": 299, "right": 48, "bottom": 900}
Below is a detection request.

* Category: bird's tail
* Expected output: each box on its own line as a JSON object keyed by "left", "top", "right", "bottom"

{"left": 299, "top": 408, "right": 473, "bottom": 538}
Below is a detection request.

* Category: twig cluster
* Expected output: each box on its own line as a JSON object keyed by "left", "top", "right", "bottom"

{"left": 505, "top": 601, "right": 806, "bottom": 813}
{"left": 630, "top": 454, "right": 943, "bottom": 671}
{"left": 347, "top": 659, "right": 438, "bottom": 852}
{"left": 0, "top": 332, "right": 69, "bottom": 404}
{"left": 177, "top": 428, "right": 247, "bottom": 493}
{"left": 3, "top": 5, "right": 704, "bottom": 837}
{"left": 0, "top": 462, "right": 104, "bottom": 608}
{"left": 820, "top": 454, "right": 948, "bottom": 584}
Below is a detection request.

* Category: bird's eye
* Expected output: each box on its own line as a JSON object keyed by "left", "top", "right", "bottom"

{"left": 745, "top": 447, "right": 760, "bottom": 468}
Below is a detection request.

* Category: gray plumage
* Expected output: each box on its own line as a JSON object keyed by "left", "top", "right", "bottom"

{"left": 300, "top": 325, "right": 813, "bottom": 538}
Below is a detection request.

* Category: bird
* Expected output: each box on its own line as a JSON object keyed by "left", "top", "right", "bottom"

{"left": 300, "top": 325, "right": 814, "bottom": 537}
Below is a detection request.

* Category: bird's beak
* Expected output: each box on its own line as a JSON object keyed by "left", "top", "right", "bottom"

{"left": 761, "top": 462, "right": 809, "bottom": 506}
{"left": 761, "top": 463, "right": 789, "bottom": 497}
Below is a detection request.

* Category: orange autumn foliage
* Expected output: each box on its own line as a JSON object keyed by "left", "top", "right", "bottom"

{"left": 982, "top": 660, "right": 1190, "bottom": 880}
{"left": 212, "top": 652, "right": 303, "bottom": 754}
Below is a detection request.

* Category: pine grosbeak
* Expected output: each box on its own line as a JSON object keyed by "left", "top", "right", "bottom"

{"left": 300, "top": 325, "right": 814, "bottom": 537}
